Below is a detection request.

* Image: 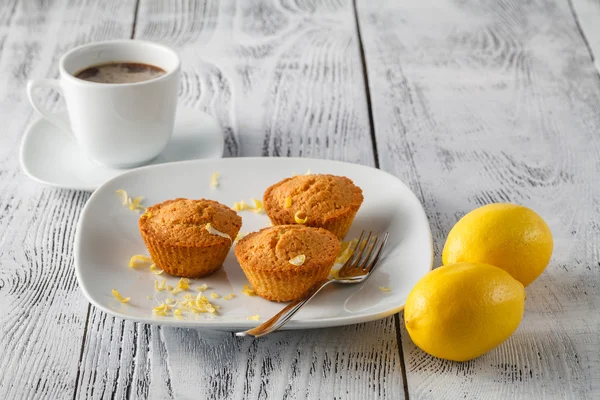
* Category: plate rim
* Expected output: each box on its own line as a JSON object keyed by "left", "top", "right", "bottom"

{"left": 19, "top": 116, "right": 88, "bottom": 190}
{"left": 74, "top": 157, "right": 434, "bottom": 330}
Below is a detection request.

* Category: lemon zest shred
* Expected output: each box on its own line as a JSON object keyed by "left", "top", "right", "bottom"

{"left": 171, "top": 277, "right": 190, "bottom": 294}
{"left": 152, "top": 302, "right": 169, "bottom": 316}
{"left": 155, "top": 279, "right": 167, "bottom": 291}
{"left": 247, "top": 314, "right": 260, "bottom": 321}
{"left": 330, "top": 238, "right": 359, "bottom": 277}
{"left": 224, "top": 293, "right": 236, "bottom": 300}
{"left": 335, "top": 238, "right": 358, "bottom": 264}
{"left": 196, "top": 284, "right": 209, "bottom": 292}
{"left": 115, "top": 189, "right": 128, "bottom": 205}
{"left": 165, "top": 298, "right": 177, "bottom": 307}
{"left": 210, "top": 292, "right": 221, "bottom": 299}
{"left": 289, "top": 254, "right": 306, "bottom": 266}
{"left": 210, "top": 172, "right": 219, "bottom": 188}
{"left": 379, "top": 286, "right": 392, "bottom": 292}
{"left": 191, "top": 292, "right": 217, "bottom": 313}
{"left": 329, "top": 268, "right": 341, "bottom": 279}
{"left": 232, "top": 199, "right": 263, "bottom": 212}
{"left": 294, "top": 211, "right": 308, "bottom": 224}
{"left": 284, "top": 197, "right": 292, "bottom": 208}
{"left": 205, "top": 223, "right": 232, "bottom": 241}
{"left": 128, "top": 196, "right": 144, "bottom": 211}
{"left": 171, "top": 292, "right": 218, "bottom": 315}
{"left": 251, "top": 199, "right": 265, "bottom": 214}
{"left": 179, "top": 278, "right": 190, "bottom": 289}
{"left": 242, "top": 284, "right": 256, "bottom": 296}
{"left": 112, "top": 289, "right": 130, "bottom": 303}
{"left": 116, "top": 189, "right": 146, "bottom": 213}
{"left": 232, "top": 200, "right": 253, "bottom": 211}
{"left": 129, "top": 255, "right": 153, "bottom": 268}
{"left": 146, "top": 296, "right": 153, "bottom": 300}
{"left": 150, "top": 263, "right": 163, "bottom": 275}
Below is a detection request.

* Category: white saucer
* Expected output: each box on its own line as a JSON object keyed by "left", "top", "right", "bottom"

{"left": 19, "top": 108, "right": 224, "bottom": 191}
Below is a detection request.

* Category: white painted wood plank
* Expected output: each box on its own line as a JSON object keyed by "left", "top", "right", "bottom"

{"left": 357, "top": 0, "right": 600, "bottom": 398}
{"left": 570, "top": 0, "right": 600, "bottom": 72}
{"left": 78, "top": 318, "right": 403, "bottom": 399}
{"left": 0, "top": 1, "right": 138, "bottom": 399}
{"left": 75, "top": 1, "right": 405, "bottom": 399}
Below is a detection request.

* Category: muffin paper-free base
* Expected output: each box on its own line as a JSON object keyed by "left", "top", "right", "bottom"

{"left": 140, "top": 233, "right": 231, "bottom": 278}
{"left": 239, "top": 262, "right": 332, "bottom": 302}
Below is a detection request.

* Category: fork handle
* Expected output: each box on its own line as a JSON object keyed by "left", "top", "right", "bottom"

{"left": 235, "top": 279, "right": 333, "bottom": 337}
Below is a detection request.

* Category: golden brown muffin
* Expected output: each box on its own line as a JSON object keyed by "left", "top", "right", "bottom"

{"left": 139, "top": 198, "right": 242, "bottom": 278}
{"left": 263, "top": 174, "right": 363, "bottom": 239}
{"left": 235, "top": 225, "right": 341, "bottom": 301}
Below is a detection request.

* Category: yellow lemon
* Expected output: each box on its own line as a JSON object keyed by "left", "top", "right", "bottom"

{"left": 404, "top": 262, "right": 525, "bottom": 362}
{"left": 442, "top": 203, "right": 553, "bottom": 286}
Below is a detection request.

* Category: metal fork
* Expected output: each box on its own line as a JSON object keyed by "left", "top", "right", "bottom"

{"left": 236, "top": 231, "right": 389, "bottom": 337}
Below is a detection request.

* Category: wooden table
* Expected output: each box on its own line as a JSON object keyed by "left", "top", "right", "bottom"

{"left": 1, "top": 0, "right": 598, "bottom": 398}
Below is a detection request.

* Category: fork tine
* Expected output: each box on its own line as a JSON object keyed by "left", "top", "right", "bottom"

{"left": 357, "top": 232, "right": 380, "bottom": 270}
{"left": 362, "top": 232, "right": 389, "bottom": 273}
{"left": 350, "top": 231, "right": 373, "bottom": 268}
{"left": 342, "top": 230, "right": 366, "bottom": 268}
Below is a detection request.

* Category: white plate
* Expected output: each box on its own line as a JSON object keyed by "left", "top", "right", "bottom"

{"left": 19, "top": 108, "right": 224, "bottom": 191}
{"left": 74, "top": 158, "right": 433, "bottom": 330}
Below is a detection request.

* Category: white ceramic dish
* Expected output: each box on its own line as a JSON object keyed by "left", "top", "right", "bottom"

{"left": 20, "top": 108, "right": 224, "bottom": 191}
{"left": 74, "top": 158, "right": 433, "bottom": 330}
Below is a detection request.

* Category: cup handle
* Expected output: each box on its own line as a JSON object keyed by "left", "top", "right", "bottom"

{"left": 26, "top": 79, "right": 72, "bottom": 135}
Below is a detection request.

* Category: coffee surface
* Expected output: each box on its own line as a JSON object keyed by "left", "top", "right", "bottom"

{"left": 74, "top": 62, "right": 166, "bottom": 84}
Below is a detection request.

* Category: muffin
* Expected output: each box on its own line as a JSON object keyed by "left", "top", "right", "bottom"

{"left": 263, "top": 174, "right": 363, "bottom": 239}
{"left": 139, "top": 198, "right": 242, "bottom": 278}
{"left": 235, "top": 225, "right": 340, "bottom": 301}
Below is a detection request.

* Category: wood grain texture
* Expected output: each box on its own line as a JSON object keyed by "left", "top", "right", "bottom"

{"left": 0, "top": 1, "right": 137, "bottom": 399}
{"left": 74, "top": 1, "right": 405, "bottom": 399}
{"left": 76, "top": 317, "right": 403, "bottom": 400}
{"left": 570, "top": 0, "right": 600, "bottom": 72}
{"left": 4, "top": 0, "right": 598, "bottom": 398}
{"left": 126, "top": 0, "right": 375, "bottom": 162}
{"left": 357, "top": 0, "right": 600, "bottom": 398}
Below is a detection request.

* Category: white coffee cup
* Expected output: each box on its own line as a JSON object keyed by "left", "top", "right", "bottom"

{"left": 27, "top": 40, "right": 181, "bottom": 168}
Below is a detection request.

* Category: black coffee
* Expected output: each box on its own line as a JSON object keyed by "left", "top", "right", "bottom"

{"left": 74, "top": 62, "right": 166, "bottom": 84}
